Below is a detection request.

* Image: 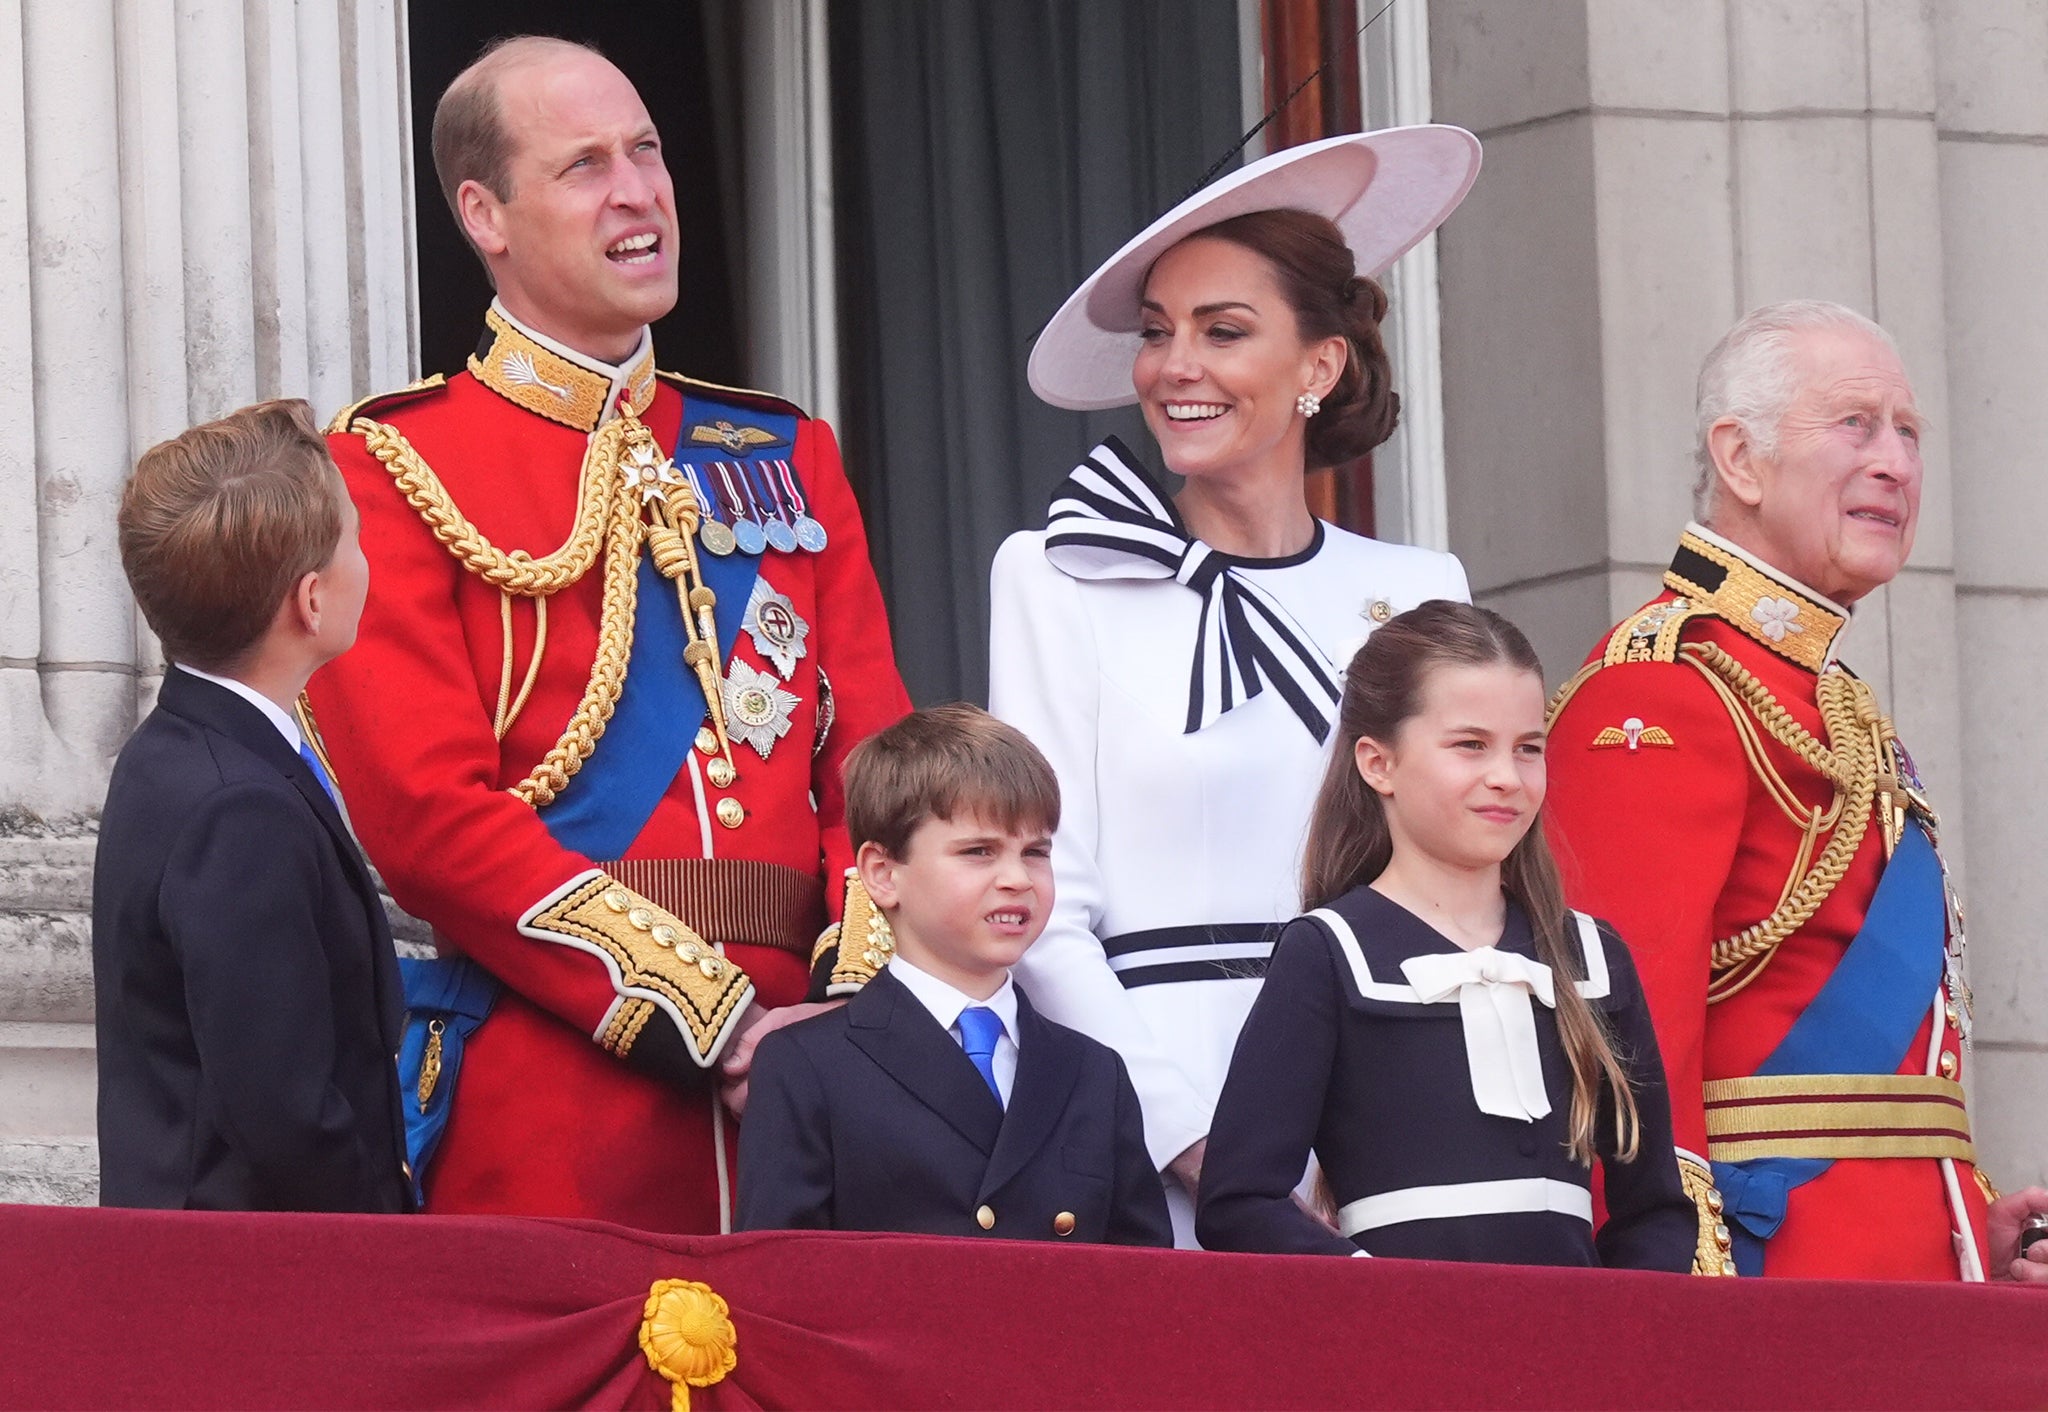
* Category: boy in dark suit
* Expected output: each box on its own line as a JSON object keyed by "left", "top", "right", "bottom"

{"left": 93, "top": 398, "right": 411, "bottom": 1213}
{"left": 735, "top": 705, "right": 1170, "bottom": 1245}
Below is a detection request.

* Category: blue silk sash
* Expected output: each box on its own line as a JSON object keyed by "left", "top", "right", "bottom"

{"left": 1713, "top": 820, "right": 1947, "bottom": 1273}
{"left": 538, "top": 395, "right": 792, "bottom": 859}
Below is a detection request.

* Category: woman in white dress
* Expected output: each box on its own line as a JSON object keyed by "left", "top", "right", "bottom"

{"left": 989, "top": 128, "right": 1482, "bottom": 1243}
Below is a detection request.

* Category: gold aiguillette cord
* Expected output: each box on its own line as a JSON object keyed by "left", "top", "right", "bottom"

{"left": 627, "top": 420, "right": 741, "bottom": 789}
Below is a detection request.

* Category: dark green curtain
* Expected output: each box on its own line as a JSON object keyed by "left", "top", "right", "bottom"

{"left": 830, "top": 0, "right": 1246, "bottom": 706}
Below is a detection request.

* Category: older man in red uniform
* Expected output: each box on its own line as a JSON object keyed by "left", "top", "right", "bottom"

{"left": 1548, "top": 301, "right": 2048, "bottom": 1282}
{"left": 307, "top": 36, "right": 908, "bottom": 1233}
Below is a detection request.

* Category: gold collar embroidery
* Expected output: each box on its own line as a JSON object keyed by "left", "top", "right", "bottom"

{"left": 470, "top": 303, "right": 658, "bottom": 432}
{"left": 1663, "top": 523, "right": 1849, "bottom": 674}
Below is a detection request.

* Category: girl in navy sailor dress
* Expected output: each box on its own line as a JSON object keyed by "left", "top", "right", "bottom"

{"left": 1196, "top": 602, "right": 1696, "bottom": 1269}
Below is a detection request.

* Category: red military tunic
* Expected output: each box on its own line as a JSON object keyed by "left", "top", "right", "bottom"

{"left": 1547, "top": 524, "right": 1988, "bottom": 1280}
{"left": 308, "top": 305, "right": 910, "bottom": 1233}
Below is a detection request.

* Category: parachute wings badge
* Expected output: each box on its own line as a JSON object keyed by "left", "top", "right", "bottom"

{"left": 1590, "top": 716, "right": 1675, "bottom": 752}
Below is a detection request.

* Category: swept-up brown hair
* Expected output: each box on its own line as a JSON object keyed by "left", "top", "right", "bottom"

{"left": 1174, "top": 208, "right": 1400, "bottom": 471}
{"left": 117, "top": 398, "right": 344, "bottom": 673}
{"left": 1300, "top": 600, "right": 1641, "bottom": 1164}
{"left": 844, "top": 703, "right": 1061, "bottom": 860}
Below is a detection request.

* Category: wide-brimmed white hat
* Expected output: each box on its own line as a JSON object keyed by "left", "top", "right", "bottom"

{"left": 1028, "top": 125, "right": 1482, "bottom": 411}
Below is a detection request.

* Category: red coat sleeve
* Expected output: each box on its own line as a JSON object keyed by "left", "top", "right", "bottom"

{"left": 1544, "top": 659, "right": 1748, "bottom": 1160}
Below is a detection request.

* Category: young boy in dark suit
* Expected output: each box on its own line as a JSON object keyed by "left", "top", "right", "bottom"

{"left": 93, "top": 398, "right": 411, "bottom": 1213}
{"left": 735, "top": 704, "right": 1170, "bottom": 1245}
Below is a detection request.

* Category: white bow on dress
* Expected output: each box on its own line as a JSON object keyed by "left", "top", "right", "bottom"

{"left": 1041, "top": 438, "right": 1342, "bottom": 742}
{"left": 1399, "top": 947, "right": 1557, "bottom": 1123}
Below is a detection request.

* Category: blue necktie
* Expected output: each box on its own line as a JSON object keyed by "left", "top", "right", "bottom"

{"left": 956, "top": 1006, "right": 1004, "bottom": 1106}
{"left": 298, "top": 740, "right": 338, "bottom": 805}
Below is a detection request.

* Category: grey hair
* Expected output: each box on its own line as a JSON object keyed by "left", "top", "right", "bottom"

{"left": 1691, "top": 300, "right": 1899, "bottom": 519}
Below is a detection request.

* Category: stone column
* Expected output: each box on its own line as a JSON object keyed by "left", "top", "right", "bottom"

{"left": 1431, "top": 0, "right": 2034, "bottom": 1169}
{"left": 1937, "top": 0, "right": 2048, "bottom": 1188}
{"left": 0, "top": 0, "right": 415, "bottom": 1202}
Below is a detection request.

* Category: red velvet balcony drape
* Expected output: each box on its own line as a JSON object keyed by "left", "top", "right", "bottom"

{"left": 3, "top": 1205, "right": 2043, "bottom": 1410}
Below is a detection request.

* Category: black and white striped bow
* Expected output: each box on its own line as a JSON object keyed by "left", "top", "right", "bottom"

{"left": 1043, "top": 438, "right": 1342, "bottom": 743}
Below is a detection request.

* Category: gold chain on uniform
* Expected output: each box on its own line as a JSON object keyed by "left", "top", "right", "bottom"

{"left": 347, "top": 413, "right": 729, "bottom": 807}
{"left": 1677, "top": 640, "right": 1895, "bottom": 999}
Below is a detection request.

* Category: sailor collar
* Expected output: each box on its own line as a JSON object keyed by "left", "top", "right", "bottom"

{"left": 1664, "top": 522, "right": 1851, "bottom": 673}
{"left": 470, "top": 300, "right": 658, "bottom": 432}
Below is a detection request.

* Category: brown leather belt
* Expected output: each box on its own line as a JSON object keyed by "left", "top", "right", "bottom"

{"left": 599, "top": 857, "right": 824, "bottom": 959}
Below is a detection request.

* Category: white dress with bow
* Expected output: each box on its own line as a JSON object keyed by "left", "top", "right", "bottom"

{"left": 987, "top": 440, "right": 1470, "bottom": 1245}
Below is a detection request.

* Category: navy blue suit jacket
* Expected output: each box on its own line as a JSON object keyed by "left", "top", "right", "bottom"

{"left": 91, "top": 666, "right": 411, "bottom": 1212}
{"left": 735, "top": 966, "right": 1171, "bottom": 1245}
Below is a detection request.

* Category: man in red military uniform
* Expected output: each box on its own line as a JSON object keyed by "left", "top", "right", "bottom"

{"left": 1548, "top": 301, "right": 2048, "bottom": 1281}
{"left": 306, "top": 35, "right": 909, "bottom": 1233}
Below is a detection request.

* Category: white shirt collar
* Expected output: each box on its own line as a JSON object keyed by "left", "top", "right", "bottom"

{"left": 489, "top": 297, "right": 652, "bottom": 425}
{"left": 179, "top": 666, "right": 304, "bottom": 752}
{"left": 888, "top": 955, "right": 1019, "bottom": 1044}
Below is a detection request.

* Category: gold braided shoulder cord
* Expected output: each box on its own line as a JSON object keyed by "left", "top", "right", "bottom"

{"left": 518, "top": 477, "right": 642, "bottom": 806}
{"left": 1543, "top": 659, "right": 1603, "bottom": 728}
{"left": 494, "top": 591, "right": 549, "bottom": 740}
{"left": 349, "top": 415, "right": 656, "bottom": 807}
{"left": 351, "top": 416, "right": 622, "bottom": 595}
{"left": 351, "top": 412, "right": 741, "bottom": 808}
{"left": 1680, "top": 642, "right": 1885, "bottom": 1000}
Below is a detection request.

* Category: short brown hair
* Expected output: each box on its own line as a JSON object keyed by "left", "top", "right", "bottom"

{"left": 431, "top": 35, "right": 605, "bottom": 243}
{"left": 118, "top": 398, "right": 345, "bottom": 672}
{"left": 843, "top": 704, "right": 1061, "bottom": 860}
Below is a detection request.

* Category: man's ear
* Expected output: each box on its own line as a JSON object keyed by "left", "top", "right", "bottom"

{"left": 856, "top": 840, "right": 899, "bottom": 911}
{"left": 1709, "top": 416, "right": 1767, "bottom": 510}
{"left": 457, "top": 178, "right": 511, "bottom": 258}
{"left": 1354, "top": 734, "right": 1397, "bottom": 797}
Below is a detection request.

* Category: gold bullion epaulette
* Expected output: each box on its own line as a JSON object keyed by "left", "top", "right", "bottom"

{"left": 1598, "top": 597, "right": 1715, "bottom": 666}
{"left": 1547, "top": 598, "right": 1714, "bottom": 729}
{"left": 325, "top": 374, "right": 449, "bottom": 436}
{"left": 812, "top": 867, "right": 894, "bottom": 998}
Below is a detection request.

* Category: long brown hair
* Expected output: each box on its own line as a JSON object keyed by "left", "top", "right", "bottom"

{"left": 1300, "top": 600, "right": 1641, "bottom": 1164}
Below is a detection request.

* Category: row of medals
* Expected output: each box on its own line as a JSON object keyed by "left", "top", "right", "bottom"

{"left": 679, "top": 459, "right": 829, "bottom": 557}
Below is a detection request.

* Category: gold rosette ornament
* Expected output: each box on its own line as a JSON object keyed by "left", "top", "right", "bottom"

{"left": 639, "top": 1278, "right": 738, "bottom": 1410}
